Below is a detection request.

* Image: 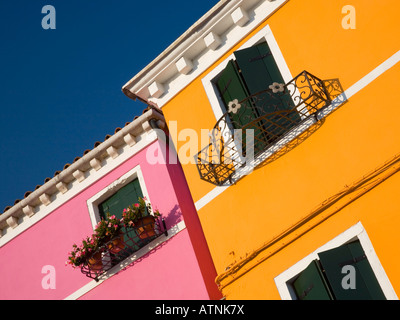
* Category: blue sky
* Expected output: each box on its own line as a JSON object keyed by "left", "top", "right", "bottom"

{"left": 0, "top": 1, "right": 218, "bottom": 212}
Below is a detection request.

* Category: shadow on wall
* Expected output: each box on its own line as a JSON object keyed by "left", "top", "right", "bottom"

{"left": 254, "top": 118, "right": 326, "bottom": 170}
{"left": 163, "top": 204, "right": 182, "bottom": 230}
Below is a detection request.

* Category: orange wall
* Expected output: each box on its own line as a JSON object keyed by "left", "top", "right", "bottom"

{"left": 161, "top": 0, "right": 400, "bottom": 299}
{"left": 164, "top": 0, "right": 400, "bottom": 204}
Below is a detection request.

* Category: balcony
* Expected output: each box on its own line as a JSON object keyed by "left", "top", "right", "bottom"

{"left": 196, "top": 71, "right": 344, "bottom": 186}
{"left": 80, "top": 217, "right": 167, "bottom": 281}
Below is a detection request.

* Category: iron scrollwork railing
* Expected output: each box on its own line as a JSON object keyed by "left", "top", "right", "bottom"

{"left": 81, "top": 217, "right": 167, "bottom": 281}
{"left": 196, "top": 71, "right": 343, "bottom": 186}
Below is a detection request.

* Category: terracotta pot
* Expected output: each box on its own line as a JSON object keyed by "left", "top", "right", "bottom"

{"left": 135, "top": 216, "right": 156, "bottom": 240}
{"left": 88, "top": 251, "right": 103, "bottom": 271}
{"left": 107, "top": 234, "right": 125, "bottom": 254}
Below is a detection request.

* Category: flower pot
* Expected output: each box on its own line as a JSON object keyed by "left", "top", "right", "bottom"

{"left": 135, "top": 216, "right": 156, "bottom": 240}
{"left": 88, "top": 252, "right": 103, "bottom": 271}
{"left": 107, "top": 234, "right": 125, "bottom": 254}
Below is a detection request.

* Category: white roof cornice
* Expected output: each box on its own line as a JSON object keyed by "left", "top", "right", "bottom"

{"left": 0, "top": 108, "right": 165, "bottom": 240}
{"left": 122, "top": 0, "right": 288, "bottom": 107}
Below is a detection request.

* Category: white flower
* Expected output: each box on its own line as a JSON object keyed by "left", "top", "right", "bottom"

{"left": 227, "top": 99, "right": 241, "bottom": 114}
{"left": 269, "top": 82, "right": 285, "bottom": 93}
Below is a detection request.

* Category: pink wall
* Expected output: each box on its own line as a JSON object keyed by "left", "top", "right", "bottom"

{"left": 0, "top": 141, "right": 210, "bottom": 299}
{"left": 79, "top": 230, "right": 208, "bottom": 300}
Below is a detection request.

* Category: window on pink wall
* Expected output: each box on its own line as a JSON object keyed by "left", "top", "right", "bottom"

{"left": 84, "top": 168, "right": 166, "bottom": 279}
{"left": 98, "top": 178, "right": 143, "bottom": 221}
{"left": 97, "top": 178, "right": 146, "bottom": 266}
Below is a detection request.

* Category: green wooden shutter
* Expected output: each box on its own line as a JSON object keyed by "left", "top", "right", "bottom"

{"left": 234, "top": 42, "right": 283, "bottom": 96}
{"left": 234, "top": 42, "right": 296, "bottom": 111}
{"left": 234, "top": 43, "right": 301, "bottom": 140}
{"left": 318, "top": 240, "right": 386, "bottom": 300}
{"left": 98, "top": 179, "right": 145, "bottom": 259}
{"left": 292, "top": 260, "right": 333, "bottom": 300}
{"left": 216, "top": 60, "right": 266, "bottom": 155}
{"left": 216, "top": 60, "right": 253, "bottom": 128}
{"left": 99, "top": 179, "right": 143, "bottom": 221}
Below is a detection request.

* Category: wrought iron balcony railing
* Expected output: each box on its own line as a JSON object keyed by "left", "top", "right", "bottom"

{"left": 196, "top": 71, "right": 343, "bottom": 186}
{"left": 80, "top": 217, "right": 167, "bottom": 281}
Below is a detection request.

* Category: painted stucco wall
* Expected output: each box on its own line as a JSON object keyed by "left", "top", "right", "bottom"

{"left": 160, "top": 0, "right": 400, "bottom": 299}
{"left": 79, "top": 229, "right": 207, "bottom": 300}
{"left": 0, "top": 140, "right": 210, "bottom": 299}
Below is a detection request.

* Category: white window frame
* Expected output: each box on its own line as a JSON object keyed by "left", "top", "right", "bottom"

{"left": 65, "top": 164, "right": 187, "bottom": 299}
{"left": 274, "top": 222, "right": 398, "bottom": 300}
{"left": 201, "top": 24, "right": 294, "bottom": 123}
{"left": 85, "top": 165, "right": 154, "bottom": 276}
{"left": 201, "top": 24, "right": 316, "bottom": 178}
{"left": 86, "top": 165, "right": 151, "bottom": 229}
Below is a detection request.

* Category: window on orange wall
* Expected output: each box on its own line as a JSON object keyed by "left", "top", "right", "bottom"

{"left": 290, "top": 240, "right": 386, "bottom": 300}
{"left": 214, "top": 42, "right": 301, "bottom": 156}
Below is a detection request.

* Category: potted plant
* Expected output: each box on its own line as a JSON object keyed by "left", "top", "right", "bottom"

{"left": 94, "top": 214, "right": 125, "bottom": 254}
{"left": 66, "top": 235, "right": 102, "bottom": 270}
{"left": 66, "top": 214, "right": 124, "bottom": 271}
{"left": 122, "top": 197, "right": 161, "bottom": 240}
